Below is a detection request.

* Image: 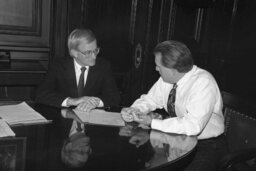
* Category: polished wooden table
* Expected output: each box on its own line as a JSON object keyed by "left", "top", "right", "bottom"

{"left": 0, "top": 103, "right": 197, "bottom": 171}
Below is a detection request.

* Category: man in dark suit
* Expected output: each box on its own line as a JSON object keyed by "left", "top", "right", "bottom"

{"left": 36, "top": 28, "right": 120, "bottom": 111}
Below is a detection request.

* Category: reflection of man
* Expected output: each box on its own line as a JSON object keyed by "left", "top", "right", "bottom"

{"left": 61, "top": 118, "right": 91, "bottom": 168}
{"left": 119, "top": 125, "right": 154, "bottom": 170}
{"left": 149, "top": 130, "right": 197, "bottom": 162}
{"left": 119, "top": 125, "right": 150, "bottom": 148}
{"left": 36, "top": 28, "right": 120, "bottom": 111}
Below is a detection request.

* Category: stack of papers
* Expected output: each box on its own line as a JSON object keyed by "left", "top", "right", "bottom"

{"left": 73, "top": 109, "right": 125, "bottom": 127}
{"left": 0, "top": 102, "right": 49, "bottom": 126}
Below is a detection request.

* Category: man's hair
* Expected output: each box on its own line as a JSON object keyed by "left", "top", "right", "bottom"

{"left": 61, "top": 139, "right": 91, "bottom": 168}
{"left": 153, "top": 40, "right": 194, "bottom": 73}
{"left": 67, "top": 28, "right": 97, "bottom": 53}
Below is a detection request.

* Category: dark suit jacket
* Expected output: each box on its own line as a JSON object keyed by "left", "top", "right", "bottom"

{"left": 35, "top": 57, "right": 120, "bottom": 108}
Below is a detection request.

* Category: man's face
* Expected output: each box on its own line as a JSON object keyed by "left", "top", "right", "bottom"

{"left": 74, "top": 40, "right": 99, "bottom": 66}
{"left": 154, "top": 53, "right": 178, "bottom": 84}
{"left": 67, "top": 134, "right": 91, "bottom": 163}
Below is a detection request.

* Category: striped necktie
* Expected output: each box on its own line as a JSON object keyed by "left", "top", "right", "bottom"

{"left": 167, "top": 83, "right": 177, "bottom": 117}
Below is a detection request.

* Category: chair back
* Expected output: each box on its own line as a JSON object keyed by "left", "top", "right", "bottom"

{"left": 222, "top": 91, "right": 256, "bottom": 152}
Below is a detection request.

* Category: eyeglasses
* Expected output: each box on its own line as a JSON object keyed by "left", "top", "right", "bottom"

{"left": 79, "top": 48, "right": 100, "bottom": 57}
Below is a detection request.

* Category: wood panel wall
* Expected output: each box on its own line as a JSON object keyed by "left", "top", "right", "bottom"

{"left": 0, "top": 0, "right": 53, "bottom": 101}
{"left": 0, "top": 0, "right": 52, "bottom": 61}
{"left": 1, "top": 0, "right": 256, "bottom": 103}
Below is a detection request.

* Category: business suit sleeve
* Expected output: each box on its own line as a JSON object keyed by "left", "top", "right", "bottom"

{"left": 35, "top": 59, "right": 70, "bottom": 108}
{"left": 98, "top": 61, "right": 121, "bottom": 107}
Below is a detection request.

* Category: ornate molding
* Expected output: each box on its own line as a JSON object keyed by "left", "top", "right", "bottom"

{"left": 129, "top": 0, "right": 138, "bottom": 45}
{"left": 157, "top": 0, "right": 176, "bottom": 42}
{"left": 194, "top": 8, "right": 204, "bottom": 42}
{"left": 144, "top": 0, "right": 153, "bottom": 51}
{"left": 157, "top": 0, "right": 164, "bottom": 43}
{"left": 167, "top": 0, "right": 176, "bottom": 40}
{"left": 0, "top": 0, "right": 42, "bottom": 36}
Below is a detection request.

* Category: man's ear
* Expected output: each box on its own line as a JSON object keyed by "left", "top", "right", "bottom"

{"left": 70, "top": 49, "right": 78, "bottom": 58}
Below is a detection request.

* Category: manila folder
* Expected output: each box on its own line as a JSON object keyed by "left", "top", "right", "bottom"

{"left": 73, "top": 109, "right": 125, "bottom": 127}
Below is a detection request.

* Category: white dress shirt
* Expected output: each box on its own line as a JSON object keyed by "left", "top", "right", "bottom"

{"left": 69, "top": 120, "right": 85, "bottom": 137}
{"left": 131, "top": 65, "right": 224, "bottom": 139}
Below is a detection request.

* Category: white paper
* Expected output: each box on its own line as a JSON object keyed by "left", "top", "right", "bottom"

{"left": 73, "top": 109, "right": 125, "bottom": 127}
{"left": 0, "top": 119, "right": 15, "bottom": 137}
{"left": 0, "top": 102, "right": 49, "bottom": 126}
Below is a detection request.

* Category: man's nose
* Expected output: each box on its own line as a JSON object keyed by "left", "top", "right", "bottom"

{"left": 91, "top": 53, "right": 97, "bottom": 59}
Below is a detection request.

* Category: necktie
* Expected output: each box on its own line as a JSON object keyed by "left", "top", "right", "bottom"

{"left": 76, "top": 121, "right": 83, "bottom": 132}
{"left": 77, "top": 67, "right": 86, "bottom": 97}
{"left": 163, "top": 143, "right": 170, "bottom": 158}
{"left": 167, "top": 83, "right": 177, "bottom": 117}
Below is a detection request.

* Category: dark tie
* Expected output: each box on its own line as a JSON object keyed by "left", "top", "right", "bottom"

{"left": 163, "top": 143, "right": 170, "bottom": 158}
{"left": 76, "top": 121, "right": 83, "bottom": 132}
{"left": 77, "top": 67, "right": 86, "bottom": 97}
{"left": 167, "top": 83, "right": 177, "bottom": 117}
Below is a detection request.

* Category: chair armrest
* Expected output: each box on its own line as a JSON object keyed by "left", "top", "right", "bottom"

{"left": 218, "top": 148, "right": 256, "bottom": 171}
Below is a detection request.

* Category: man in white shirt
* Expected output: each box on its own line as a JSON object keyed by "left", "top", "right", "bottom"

{"left": 121, "top": 40, "right": 226, "bottom": 170}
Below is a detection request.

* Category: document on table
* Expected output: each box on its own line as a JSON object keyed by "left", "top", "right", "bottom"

{"left": 0, "top": 119, "right": 15, "bottom": 137}
{"left": 0, "top": 102, "right": 50, "bottom": 126}
{"left": 73, "top": 109, "right": 125, "bottom": 127}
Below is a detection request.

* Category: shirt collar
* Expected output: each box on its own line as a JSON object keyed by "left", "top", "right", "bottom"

{"left": 73, "top": 59, "right": 89, "bottom": 71}
{"left": 177, "top": 65, "right": 197, "bottom": 86}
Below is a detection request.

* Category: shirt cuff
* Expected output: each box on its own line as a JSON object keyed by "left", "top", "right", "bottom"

{"left": 151, "top": 119, "right": 163, "bottom": 130}
{"left": 98, "top": 99, "right": 104, "bottom": 107}
{"left": 62, "top": 97, "right": 69, "bottom": 107}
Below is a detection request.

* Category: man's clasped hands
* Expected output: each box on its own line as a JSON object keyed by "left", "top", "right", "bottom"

{"left": 67, "top": 96, "right": 101, "bottom": 112}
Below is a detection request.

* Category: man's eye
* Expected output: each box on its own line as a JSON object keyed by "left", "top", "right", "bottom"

{"left": 84, "top": 51, "right": 91, "bottom": 55}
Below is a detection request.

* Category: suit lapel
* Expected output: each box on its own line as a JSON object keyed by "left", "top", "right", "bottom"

{"left": 84, "top": 65, "right": 99, "bottom": 94}
{"left": 64, "top": 59, "right": 78, "bottom": 97}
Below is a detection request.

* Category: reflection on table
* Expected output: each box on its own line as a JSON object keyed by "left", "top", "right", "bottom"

{"left": 0, "top": 103, "right": 197, "bottom": 171}
{"left": 118, "top": 123, "right": 197, "bottom": 170}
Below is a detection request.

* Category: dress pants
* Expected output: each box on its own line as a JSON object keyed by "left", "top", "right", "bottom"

{"left": 184, "top": 134, "right": 228, "bottom": 171}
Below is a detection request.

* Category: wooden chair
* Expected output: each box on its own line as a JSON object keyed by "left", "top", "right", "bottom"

{"left": 218, "top": 91, "right": 256, "bottom": 171}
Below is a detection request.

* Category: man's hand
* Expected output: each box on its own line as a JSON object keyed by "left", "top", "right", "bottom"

{"left": 119, "top": 124, "right": 134, "bottom": 137}
{"left": 76, "top": 97, "right": 100, "bottom": 112}
{"left": 67, "top": 96, "right": 90, "bottom": 106}
{"left": 121, "top": 107, "right": 154, "bottom": 126}
{"left": 121, "top": 107, "right": 142, "bottom": 122}
{"left": 148, "top": 112, "right": 163, "bottom": 120}
{"left": 129, "top": 129, "right": 150, "bottom": 148}
{"left": 67, "top": 96, "right": 100, "bottom": 112}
